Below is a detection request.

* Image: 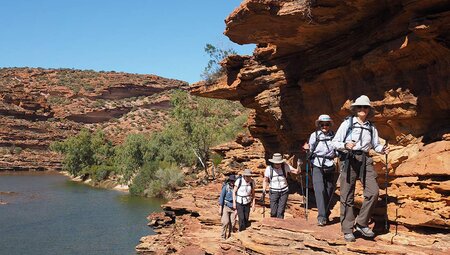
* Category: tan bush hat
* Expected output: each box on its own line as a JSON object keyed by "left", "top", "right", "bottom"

{"left": 351, "top": 95, "right": 372, "bottom": 107}
{"left": 268, "top": 153, "right": 285, "bottom": 164}
{"left": 242, "top": 169, "right": 252, "bottom": 176}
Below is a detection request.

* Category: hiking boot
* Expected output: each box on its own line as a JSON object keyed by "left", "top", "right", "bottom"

{"left": 355, "top": 224, "right": 375, "bottom": 238}
{"left": 317, "top": 218, "right": 327, "bottom": 226}
{"left": 344, "top": 233, "right": 356, "bottom": 242}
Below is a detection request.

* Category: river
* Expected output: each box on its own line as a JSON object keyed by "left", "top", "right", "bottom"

{"left": 0, "top": 173, "right": 162, "bottom": 255}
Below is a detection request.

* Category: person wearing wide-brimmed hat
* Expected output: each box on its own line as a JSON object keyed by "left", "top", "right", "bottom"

{"left": 262, "top": 153, "right": 300, "bottom": 219}
{"left": 232, "top": 169, "right": 255, "bottom": 231}
{"left": 219, "top": 175, "right": 237, "bottom": 239}
{"left": 332, "top": 95, "right": 389, "bottom": 242}
{"left": 303, "top": 114, "right": 337, "bottom": 226}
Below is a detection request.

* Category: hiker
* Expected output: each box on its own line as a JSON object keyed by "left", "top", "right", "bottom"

{"left": 218, "top": 175, "right": 237, "bottom": 239}
{"left": 303, "top": 114, "right": 337, "bottom": 226}
{"left": 332, "top": 95, "right": 389, "bottom": 242}
{"left": 232, "top": 169, "right": 256, "bottom": 231}
{"left": 262, "top": 153, "right": 300, "bottom": 219}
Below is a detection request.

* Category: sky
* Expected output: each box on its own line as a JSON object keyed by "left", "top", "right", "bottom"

{"left": 0, "top": 0, "right": 255, "bottom": 84}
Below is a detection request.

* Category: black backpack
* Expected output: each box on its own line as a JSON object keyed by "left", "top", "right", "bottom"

{"left": 310, "top": 130, "right": 335, "bottom": 155}
{"left": 236, "top": 176, "right": 254, "bottom": 191}
{"left": 343, "top": 116, "right": 374, "bottom": 144}
{"left": 269, "top": 163, "right": 286, "bottom": 182}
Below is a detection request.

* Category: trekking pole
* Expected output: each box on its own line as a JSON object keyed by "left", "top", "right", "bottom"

{"left": 297, "top": 159, "right": 307, "bottom": 218}
{"left": 305, "top": 153, "right": 309, "bottom": 220}
{"left": 384, "top": 140, "right": 389, "bottom": 231}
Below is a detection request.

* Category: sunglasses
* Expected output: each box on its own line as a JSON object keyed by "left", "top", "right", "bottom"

{"left": 356, "top": 105, "right": 370, "bottom": 109}
{"left": 319, "top": 122, "right": 331, "bottom": 127}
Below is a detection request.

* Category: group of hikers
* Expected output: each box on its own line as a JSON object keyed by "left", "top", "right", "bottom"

{"left": 219, "top": 95, "right": 390, "bottom": 242}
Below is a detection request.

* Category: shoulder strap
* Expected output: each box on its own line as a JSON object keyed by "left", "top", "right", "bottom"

{"left": 311, "top": 130, "right": 321, "bottom": 153}
{"left": 367, "top": 121, "right": 374, "bottom": 144}
{"left": 343, "top": 116, "right": 354, "bottom": 142}
{"left": 237, "top": 176, "right": 253, "bottom": 190}
{"left": 269, "top": 165, "right": 286, "bottom": 180}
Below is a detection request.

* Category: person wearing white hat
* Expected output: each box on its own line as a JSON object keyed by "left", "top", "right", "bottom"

{"left": 332, "top": 95, "right": 389, "bottom": 242}
{"left": 262, "top": 153, "right": 300, "bottom": 219}
{"left": 303, "top": 114, "right": 337, "bottom": 226}
{"left": 233, "top": 169, "right": 255, "bottom": 231}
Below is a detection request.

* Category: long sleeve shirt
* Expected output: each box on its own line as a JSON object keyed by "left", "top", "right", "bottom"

{"left": 332, "top": 116, "right": 384, "bottom": 153}
{"left": 218, "top": 183, "right": 234, "bottom": 208}
{"left": 308, "top": 130, "right": 336, "bottom": 168}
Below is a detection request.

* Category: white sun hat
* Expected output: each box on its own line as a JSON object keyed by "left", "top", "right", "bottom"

{"left": 315, "top": 114, "right": 333, "bottom": 127}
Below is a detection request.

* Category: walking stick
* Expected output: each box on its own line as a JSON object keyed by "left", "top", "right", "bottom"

{"left": 305, "top": 153, "right": 310, "bottom": 220}
{"left": 385, "top": 141, "right": 389, "bottom": 231}
{"left": 297, "top": 159, "right": 307, "bottom": 218}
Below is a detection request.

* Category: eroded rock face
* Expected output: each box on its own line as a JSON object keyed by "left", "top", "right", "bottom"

{"left": 0, "top": 67, "right": 187, "bottom": 171}
{"left": 190, "top": 0, "right": 450, "bottom": 230}
{"left": 136, "top": 182, "right": 450, "bottom": 255}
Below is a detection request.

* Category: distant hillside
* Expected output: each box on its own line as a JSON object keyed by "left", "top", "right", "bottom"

{"left": 0, "top": 67, "right": 188, "bottom": 171}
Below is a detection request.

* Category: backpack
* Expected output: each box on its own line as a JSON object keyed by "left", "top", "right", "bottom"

{"left": 236, "top": 175, "right": 254, "bottom": 191}
{"left": 269, "top": 163, "right": 286, "bottom": 182}
{"left": 343, "top": 116, "right": 374, "bottom": 144}
{"left": 310, "top": 130, "right": 335, "bottom": 154}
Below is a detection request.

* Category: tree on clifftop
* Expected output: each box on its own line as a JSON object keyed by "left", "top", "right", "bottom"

{"left": 201, "top": 43, "right": 236, "bottom": 83}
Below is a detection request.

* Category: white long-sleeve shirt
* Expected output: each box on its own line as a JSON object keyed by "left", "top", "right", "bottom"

{"left": 332, "top": 117, "right": 384, "bottom": 153}
{"left": 308, "top": 130, "right": 336, "bottom": 168}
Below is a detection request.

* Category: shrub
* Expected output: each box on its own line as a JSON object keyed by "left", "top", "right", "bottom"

{"left": 82, "top": 165, "right": 115, "bottom": 182}
{"left": 144, "top": 165, "right": 184, "bottom": 199}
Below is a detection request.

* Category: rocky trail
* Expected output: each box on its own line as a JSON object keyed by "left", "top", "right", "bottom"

{"left": 136, "top": 182, "right": 449, "bottom": 255}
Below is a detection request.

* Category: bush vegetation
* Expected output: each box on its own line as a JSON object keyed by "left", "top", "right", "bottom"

{"left": 52, "top": 90, "right": 248, "bottom": 198}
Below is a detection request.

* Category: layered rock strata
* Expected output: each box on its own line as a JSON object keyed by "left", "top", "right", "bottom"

{"left": 0, "top": 68, "right": 187, "bottom": 171}
{"left": 136, "top": 182, "right": 450, "bottom": 255}
{"left": 191, "top": 0, "right": 450, "bottom": 230}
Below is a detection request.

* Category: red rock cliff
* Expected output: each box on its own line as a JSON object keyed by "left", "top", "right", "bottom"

{"left": 191, "top": 0, "right": 450, "bottom": 230}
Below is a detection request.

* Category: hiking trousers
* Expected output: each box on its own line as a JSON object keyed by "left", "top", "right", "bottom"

{"left": 269, "top": 189, "right": 289, "bottom": 219}
{"left": 312, "top": 166, "right": 336, "bottom": 221}
{"left": 236, "top": 202, "right": 251, "bottom": 231}
{"left": 221, "top": 206, "right": 237, "bottom": 239}
{"left": 340, "top": 154, "right": 379, "bottom": 234}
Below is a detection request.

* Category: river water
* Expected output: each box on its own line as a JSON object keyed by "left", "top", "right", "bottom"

{"left": 0, "top": 173, "right": 162, "bottom": 255}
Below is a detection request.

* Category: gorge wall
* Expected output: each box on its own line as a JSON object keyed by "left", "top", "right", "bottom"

{"left": 191, "top": 0, "right": 449, "bottom": 230}
{"left": 0, "top": 67, "right": 187, "bottom": 171}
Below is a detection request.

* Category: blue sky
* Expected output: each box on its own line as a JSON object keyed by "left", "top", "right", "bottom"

{"left": 0, "top": 0, "right": 254, "bottom": 83}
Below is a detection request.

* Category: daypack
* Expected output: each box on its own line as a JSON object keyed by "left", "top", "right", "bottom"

{"left": 236, "top": 175, "right": 254, "bottom": 191}
{"left": 269, "top": 163, "right": 287, "bottom": 182}
{"left": 310, "top": 130, "right": 335, "bottom": 155}
{"left": 343, "top": 116, "right": 374, "bottom": 145}
{"left": 220, "top": 181, "right": 234, "bottom": 204}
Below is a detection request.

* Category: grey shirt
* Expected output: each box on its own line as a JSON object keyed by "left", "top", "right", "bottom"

{"left": 332, "top": 117, "right": 384, "bottom": 153}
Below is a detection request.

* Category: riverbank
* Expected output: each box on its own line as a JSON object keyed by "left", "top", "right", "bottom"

{"left": 60, "top": 171, "right": 130, "bottom": 193}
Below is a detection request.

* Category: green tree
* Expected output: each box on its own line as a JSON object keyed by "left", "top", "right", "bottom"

{"left": 201, "top": 44, "right": 236, "bottom": 83}
{"left": 114, "top": 134, "right": 148, "bottom": 183}
{"left": 169, "top": 90, "right": 248, "bottom": 174}
{"left": 50, "top": 129, "right": 94, "bottom": 176}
